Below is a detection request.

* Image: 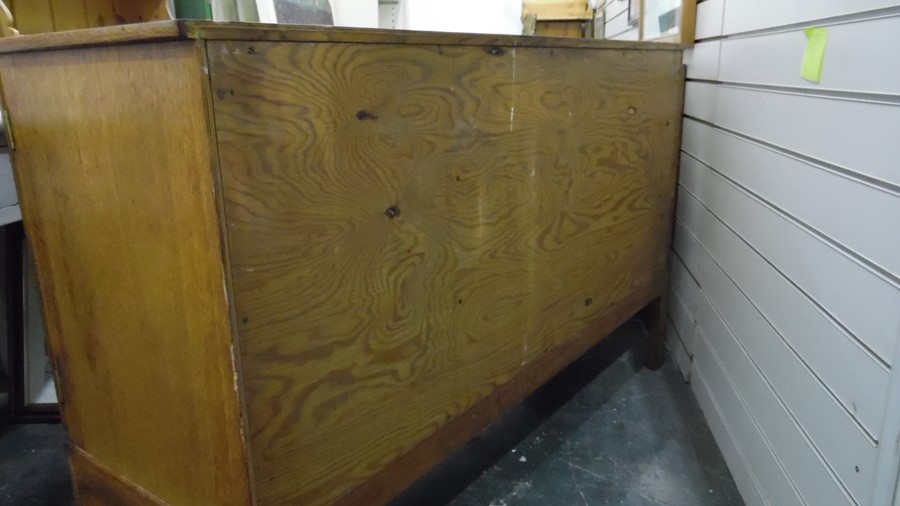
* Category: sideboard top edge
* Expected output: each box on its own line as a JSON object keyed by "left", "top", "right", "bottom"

{"left": 0, "top": 21, "right": 184, "bottom": 55}
{"left": 0, "top": 20, "right": 684, "bottom": 55}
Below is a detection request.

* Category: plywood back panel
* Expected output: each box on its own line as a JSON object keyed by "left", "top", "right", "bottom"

{"left": 0, "top": 41, "right": 250, "bottom": 505}
{"left": 208, "top": 40, "right": 683, "bottom": 504}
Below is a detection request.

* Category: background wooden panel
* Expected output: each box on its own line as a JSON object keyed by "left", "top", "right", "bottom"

{"left": 8, "top": 0, "right": 54, "bottom": 34}
{"left": 523, "top": 0, "right": 590, "bottom": 20}
{"left": 534, "top": 20, "right": 585, "bottom": 38}
{"left": 81, "top": 0, "right": 119, "bottom": 28}
{"left": 209, "top": 40, "right": 682, "bottom": 505}
{"left": 0, "top": 41, "right": 250, "bottom": 505}
{"left": 7, "top": 0, "right": 170, "bottom": 34}
{"left": 48, "top": 0, "right": 88, "bottom": 32}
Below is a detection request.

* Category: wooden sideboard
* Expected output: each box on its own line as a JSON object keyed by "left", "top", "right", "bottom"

{"left": 0, "top": 21, "right": 684, "bottom": 505}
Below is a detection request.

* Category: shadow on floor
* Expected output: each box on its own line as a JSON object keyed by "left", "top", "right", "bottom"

{"left": 0, "top": 321, "right": 742, "bottom": 506}
{"left": 392, "top": 321, "right": 743, "bottom": 506}
{"left": 0, "top": 422, "right": 72, "bottom": 505}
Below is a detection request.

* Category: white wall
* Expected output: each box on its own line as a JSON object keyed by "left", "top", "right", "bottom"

{"left": 397, "top": 0, "right": 522, "bottom": 34}
{"left": 332, "top": 0, "right": 378, "bottom": 28}
{"left": 671, "top": 1, "right": 900, "bottom": 505}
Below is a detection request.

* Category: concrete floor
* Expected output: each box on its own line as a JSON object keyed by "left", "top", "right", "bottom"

{"left": 0, "top": 321, "right": 742, "bottom": 505}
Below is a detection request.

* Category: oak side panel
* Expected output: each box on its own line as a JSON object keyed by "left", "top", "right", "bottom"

{"left": 0, "top": 42, "right": 251, "bottom": 505}
{"left": 209, "top": 41, "right": 682, "bottom": 505}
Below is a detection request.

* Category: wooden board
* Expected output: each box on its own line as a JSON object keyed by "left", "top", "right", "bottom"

{"left": 523, "top": 0, "right": 591, "bottom": 20}
{"left": 535, "top": 20, "right": 586, "bottom": 37}
{"left": 0, "top": 41, "right": 251, "bottom": 505}
{"left": 8, "top": 0, "right": 171, "bottom": 34}
{"left": 208, "top": 39, "right": 683, "bottom": 505}
{"left": 0, "top": 20, "right": 685, "bottom": 54}
{"left": 8, "top": 0, "right": 54, "bottom": 34}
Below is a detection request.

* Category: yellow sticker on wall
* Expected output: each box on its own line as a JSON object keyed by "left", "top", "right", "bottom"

{"left": 801, "top": 27, "right": 828, "bottom": 83}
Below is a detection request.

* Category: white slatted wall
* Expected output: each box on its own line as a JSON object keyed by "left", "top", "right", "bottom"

{"left": 601, "top": 0, "right": 639, "bottom": 40}
{"left": 672, "top": 1, "right": 900, "bottom": 505}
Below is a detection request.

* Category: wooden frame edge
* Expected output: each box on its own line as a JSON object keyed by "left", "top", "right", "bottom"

{"left": 68, "top": 444, "right": 167, "bottom": 506}
{"left": 194, "top": 38, "right": 258, "bottom": 505}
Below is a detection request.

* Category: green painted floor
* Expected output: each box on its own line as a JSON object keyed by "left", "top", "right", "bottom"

{"left": 0, "top": 321, "right": 742, "bottom": 505}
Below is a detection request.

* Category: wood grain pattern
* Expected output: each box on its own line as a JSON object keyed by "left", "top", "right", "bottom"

{"left": 69, "top": 445, "right": 166, "bottom": 506}
{"left": 0, "top": 41, "right": 250, "bottom": 505}
{"left": 209, "top": 40, "right": 683, "bottom": 505}
{"left": 536, "top": 20, "right": 587, "bottom": 38}
{"left": 8, "top": 0, "right": 170, "bottom": 34}
{"left": 8, "top": 0, "right": 54, "bottom": 34}
{"left": 49, "top": 0, "right": 89, "bottom": 32}
{"left": 0, "top": 20, "right": 685, "bottom": 55}
{"left": 337, "top": 281, "right": 662, "bottom": 506}
{"left": 523, "top": 0, "right": 591, "bottom": 20}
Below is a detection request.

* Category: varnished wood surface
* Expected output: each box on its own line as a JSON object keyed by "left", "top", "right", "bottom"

{"left": 523, "top": 0, "right": 592, "bottom": 20}
{"left": 0, "top": 41, "right": 251, "bottom": 505}
{"left": 536, "top": 20, "right": 587, "bottom": 38}
{"left": 210, "top": 40, "right": 683, "bottom": 505}
{"left": 0, "top": 20, "right": 181, "bottom": 54}
{"left": 337, "top": 282, "right": 662, "bottom": 506}
{"left": 0, "top": 19, "right": 685, "bottom": 54}
{"left": 8, "top": 0, "right": 171, "bottom": 35}
{"left": 69, "top": 445, "right": 165, "bottom": 506}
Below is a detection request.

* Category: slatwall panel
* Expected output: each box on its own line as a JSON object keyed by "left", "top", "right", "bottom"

{"left": 599, "top": 0, "right": 639, "bottom": 40}
{"left": 605, "top": 0, "right": 628, "bottom": 20}
{"left": 718, "top": 16, "right": 900, "bottom": 95}
{"left": 673, "top": 1, "right": 900, "bottom": 505}
{"left": 721, "top": 0, "right": 900, "bottom": 35}
{"left": 605, "top": 12, "right": 636, "bottom": 39}
{"left": 694, "top": 0, "right": 723, "bottom": 39}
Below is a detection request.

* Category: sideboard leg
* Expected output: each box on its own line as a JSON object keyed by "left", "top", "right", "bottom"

{"left": 639, "top": 295, "right": 667, "bottom": 370}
